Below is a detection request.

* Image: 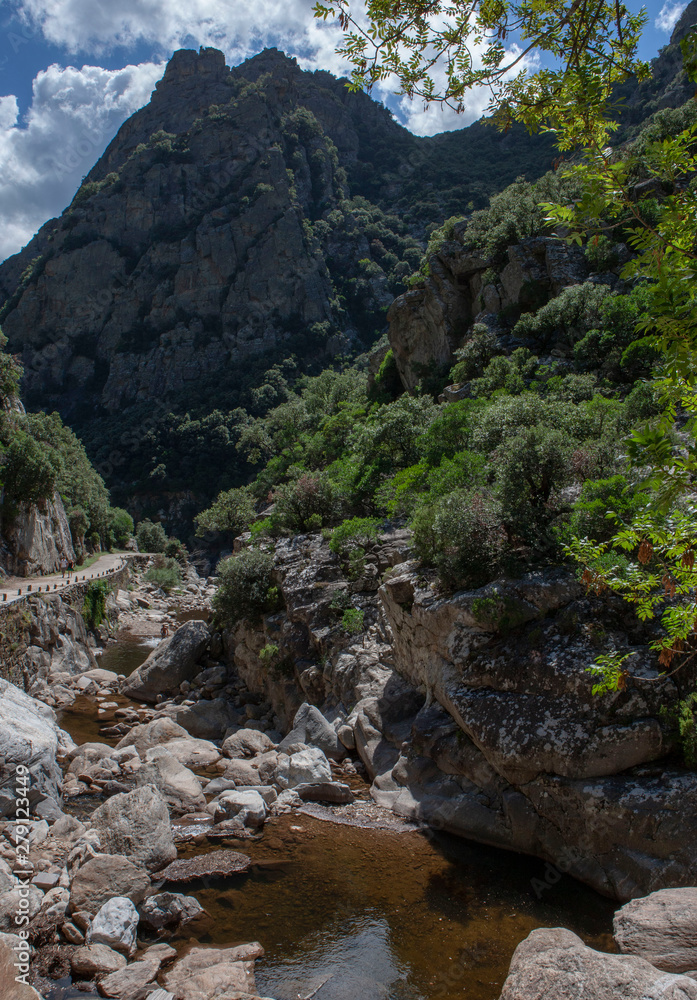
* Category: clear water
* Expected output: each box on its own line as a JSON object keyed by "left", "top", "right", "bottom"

{"left": 49, "top": 635, "right": 617, "bottom": 1000}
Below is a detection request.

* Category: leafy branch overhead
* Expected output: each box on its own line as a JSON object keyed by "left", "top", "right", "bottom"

{"left": 313, "top": 0, "right": 649, "bottom": 144}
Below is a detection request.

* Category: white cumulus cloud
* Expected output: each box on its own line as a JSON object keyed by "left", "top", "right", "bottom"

{"left": 656, "top": 2, "right": 688, "bottom": 33}
{"left": 0, "top": 60, "right": 163, "bottom": 261}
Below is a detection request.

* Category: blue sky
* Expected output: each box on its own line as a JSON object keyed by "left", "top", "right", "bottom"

{"left": 0, "top": 1, "right": 689, "bottom": 263}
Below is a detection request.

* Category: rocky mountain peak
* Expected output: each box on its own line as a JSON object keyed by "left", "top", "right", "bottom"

{"left": 157, "top": 46, "right": 230, "bottom": 88}
{"left": 671, "top": 0, "right": 697, "bottom": 46}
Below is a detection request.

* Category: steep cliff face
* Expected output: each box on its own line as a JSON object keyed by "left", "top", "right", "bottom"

{"left": 0, "top": 491, "right": 76, "bottom": 578}
{"left": 227, "top": 532, "right": 697, "bottom": 901}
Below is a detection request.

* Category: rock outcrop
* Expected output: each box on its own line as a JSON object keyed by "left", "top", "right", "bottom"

{"left": 497, "top": 927, "right": 697, "bottom": 1000}
{"left": 0, "top": 492, "right": 76, "bottom": 578}
{"left": 0, "top": 678, "right": 71, "bottom": 817}
{"left": 224, "top": 530, "right": 697, "bottom": 900}
{"left": 613, "top": 888, "right": 697, "bottom": 974}
{"left": 124, "top": 619, "right": 211, "bottom": 702}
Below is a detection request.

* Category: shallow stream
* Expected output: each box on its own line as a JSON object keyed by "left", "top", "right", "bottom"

{"left": 53, "top": 629, "right": 618, "bottom": 1000}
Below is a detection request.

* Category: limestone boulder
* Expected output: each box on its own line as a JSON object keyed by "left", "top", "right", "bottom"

{"left": 86, "top": 896, "right": 139, "bottom": 956}
{"left": 135, "top": 746, "right": 207, "bottom": 814}
{"left": 0, "top": 678, "right": 65, "bottom": 817}
{"left": 88, "top": 784, "right": 176, "bottom": 872}
{"left": 160, "top": 736, "right": 222, "bottom": 769}
{"left": 222, "top": 729, "right": 275, "bottom": 759}
{"left": 0, "top": 885, "right": 43, "bottom": 932}
{"left": 162, "top": 942, "right": 264, "bottom": 1000}
{"left": 115, "top": 718, "right": 189, "bottom": 754}
{"left": 69, "top": 854, "right": 150, "bottom": 915}
{"left": 138, "top": 892, "right": 205, "bottom": 932}
{"left": 123, "top": 620, "right": 210, "bottom": 702}
{"left": 71, "top": 943, "right": 127, "bottom": 977}
{"left": 97, "top": 958, "right": 160, "bottom": 998}
{"left": 277, "top": 702, "right": 345, "bottom": 760}
{"left": 614, "top": 888, "right": 697, "bottom": 973}
{"left": 213, "top": 790, "right": 267, "bottom": 828}
{"left": 498, "top": 927, "right": 697, "bottom": 999}
{"left": 275, "top": 747, "right": 332, "bottom": 789}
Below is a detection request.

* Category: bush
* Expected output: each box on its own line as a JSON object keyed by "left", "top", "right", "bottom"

{"left": 1, "top": 431, "right": 60, "bottom": 505}
{"left": 412, "top": 489, "right": 508, "bottom": 590}
{"left": 330, "top": 517, "right": 382, "bottom": 556}
{"left": 195, "top": 485, "right": 256, "bottom": 537}
{"left": 82, "top": 582, "right": 107, "bottom": 629}
{"left": 271, "top": 473, "right": 340, "bottom": 532}
{"left": 566, "top": 475, "right": 639, "bottom": 543}
{"left": 145, "top": 555, "right": 182, "bottom": 593}
{"left": 136, "top": 519, "right": 167, "bottom": 553}
{"left": 109, "top": 507, "right": 134, "bottom": 548}
{"left": 449, "top": 325, "right": 502, "bottom": 384}
{"left": 513, "top": 282, "right": 612, "bottom": 351}
{"left": 341, "top": 608, "right": 365, "bottom": 634}
{"left": 213, "top": 548, "right": 281, "bottom": 628}
{"left": 164, "top": 537, "right": 188, "bottom": 562}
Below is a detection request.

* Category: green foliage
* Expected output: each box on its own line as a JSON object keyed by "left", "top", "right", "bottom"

{"left": 195, "top": 486, "right": 256, "bottom": 538}
{"left": 145, "top": 555, "right": 182, "bottom": 593}
{"left": 0, "top": 330, "right": 22, "bottom": 400}
{"left": 341, "top": 607, "right": 365, "bottom": 634}
{"left": 412, "top": 489, "right": 508, "bottom": 591}
{"left": 661, "top": 694, "right": 697, "bottom": 769}
{"left": 584, "top": 235, "right": 619, "bottom": 271}
{"left": 330, "top": 517, "right": 381, "bottom": 555}
{"left": 82, "top": 582, "right": 107, "bottom": 629}
{"left": 566, "top": 475, "right": 639, "bottom": 544}
{"left": 164, "top": 537, "right": 188, "bottom": 562}
{"left": 136, "top": 519, "right": 168, "bottom": 553}
{"left": 213, "top": 548, "right": 281, "bottom": 628}
{"left": 449, "top": 325, "right": 502, "bottom": 384}
{"left": 271, "top": 472, "right": 341, "bottom": 533}
{"left": 513, "top": 282, "right": 612, "bottom": 352}
{"left": 109, "top": 507, "right": 134, "bottom": 548}
{"left": 259, "top": 642, "right": 280, "bottom": 665}
{"left": 1, "top": 431, "right": 59, "bottom": 505}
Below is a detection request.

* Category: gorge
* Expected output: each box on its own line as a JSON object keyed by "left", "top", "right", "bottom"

{"left": 2, "top": 4, "right": 697, "bottom": 999}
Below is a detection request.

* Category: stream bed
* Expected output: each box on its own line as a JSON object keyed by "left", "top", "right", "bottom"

{"left": 54, "top": 630, "right": 618, "bottom": 1000}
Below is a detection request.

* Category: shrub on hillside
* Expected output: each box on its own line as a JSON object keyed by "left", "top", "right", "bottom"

{"left": 145, "top": 555, "right": 181, "bottom": 593}
{"left": 213, "top": 548, "right": 281, "bottom": 628}
{"left": 412, "top": 489, "right": 508, "bottom": 590}
{"left": 565, "top": 475, "right": 639, "bottom": 543}
{"left": 136, "top": 519, "right": 167, "bottom": 553}
{"left": 109, "top": 507, "right": 134, "bottom": 548}
{"left": 271, "top": 473, "right": 340, "bottom": 533}
{"left": 2, "top": 431, "right": 60, "bottom": 505}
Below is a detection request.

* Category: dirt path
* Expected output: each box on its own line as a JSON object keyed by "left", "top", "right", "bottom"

{"left": 1, "top": 551, "right": 133, "bottom": 604}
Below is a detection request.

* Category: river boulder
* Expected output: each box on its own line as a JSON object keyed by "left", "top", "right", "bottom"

{"left": 68, "top": 854, "right": 150, "bottom": 915}
{"left": 0, "top": 678, "right": 66, "bottom": 817}
{"left": 162, "top": 942, "right": 264, "bottom": 1000}
{"left": 86, "top": 896, "right": 139, "bottom": 955}
{"left": 88, "top": 784, "right": 176, "bottom": 872}
{"left": 123, "top": 620, "right": 210, "bottom": 702}
{"left": 135, "top": 746, "right": 207, "bottom": 814}
{"left": 278, "top": 702, "right": 346, "bottom": 760}
{"left": 275, "top": 747, "right": 332, "bottom": 789}
{"left": 614, "top": 888, "right": 697, "bottom": 973}
{"left": 498, "top": 927, "right": 697, "bottom": 999}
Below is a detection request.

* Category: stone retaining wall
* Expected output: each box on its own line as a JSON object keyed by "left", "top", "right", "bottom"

{"left": 0, "top": 557, "right": 145, "bottom": 686}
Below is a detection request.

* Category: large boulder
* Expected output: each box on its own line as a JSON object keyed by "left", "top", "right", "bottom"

{"left": 69, "top": 854, "right": 150, "bottom": 915}
{"left": 159, "top": 736, "right": 221, "bottom": 769}
{"left": 135, "top": 746, "right": 207, "bottom": 814}
{"left": 614, "top": 888, "right": 697, "bottom": 973}
{"left": 162, "top": 942, "right": 264, "bottom": 1000}
{"left": 97, "top": 957, "right": 159, "bottom": 998}
{"left": 138, "top": 892, "right": 205, "bottom": 932}
{"left": 123, "top": 620, "right": 210, "bottom": 702}
{"left": 71, "top": 943, "right": 127, "bottom": 977}
{"left": 115, "top": 718, "right": 189, "bottom": 754}
{"left": 0, "top": 886, "right": 43, "bottom": 932}
{"left": 275, "top": 747, "right": 332, "bottom": 789}
{"left": 88, "top": 784, "right": 176, "bottom": 872}
{"left": 168, "top": 697, "right": 240, "bottom": 740}
{"left": 278, "top": 703, "right": 346, "bottom": 760}
{"left": 498, "top": 927, "right": 697, "bottom": 999}
{"left": 0, "top": 931, "right": 50, "bottom": 998}
{"left": 213, "top": 790, "right": 267, "bottom": 828}
{"left": 86, "top": 896, "right": 139, "bottom": 956}
{"left": 222, "top": 729, "right": 275, "bottom": 759}
{"left": 0, "top": 678, "right": 65, "bottom": 816}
